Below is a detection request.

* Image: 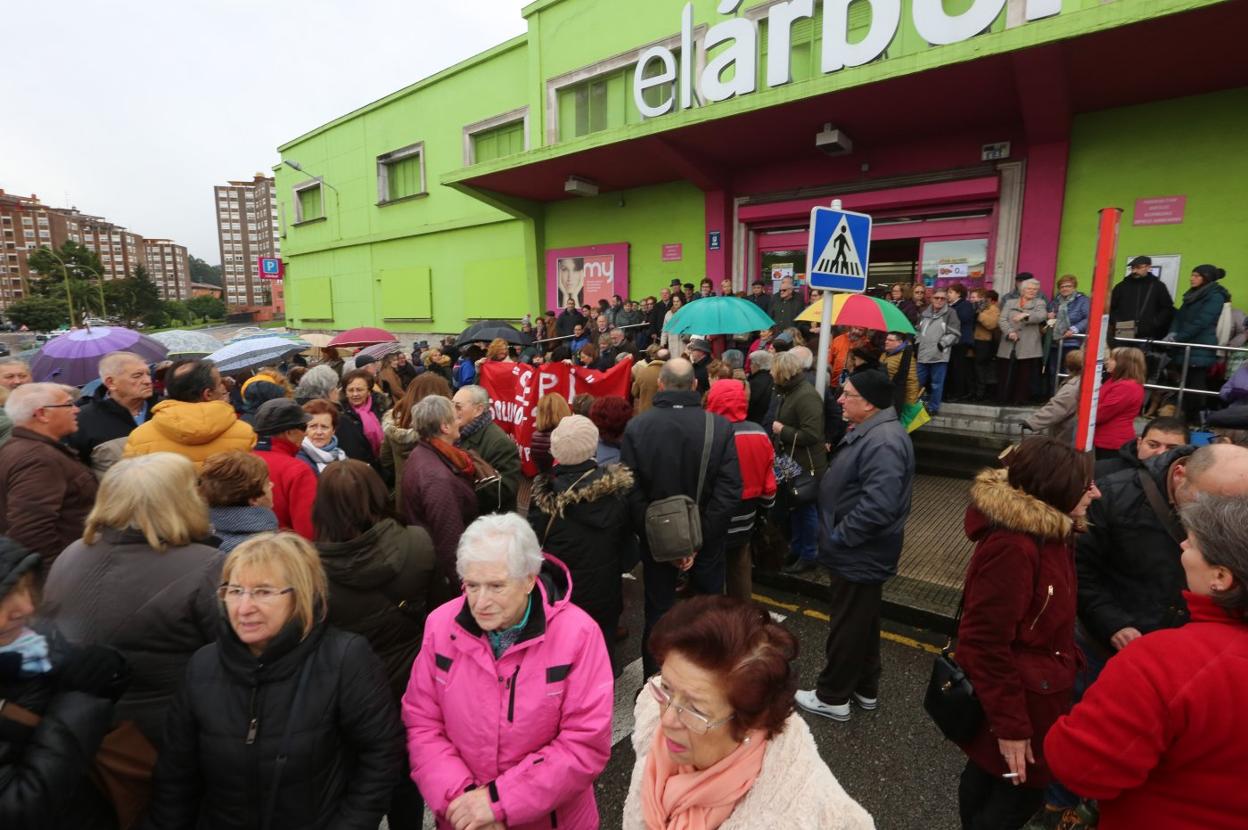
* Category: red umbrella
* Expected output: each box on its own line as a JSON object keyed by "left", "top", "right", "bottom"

{"left": 326, "top": 327, "right": 397, "bottom": 348}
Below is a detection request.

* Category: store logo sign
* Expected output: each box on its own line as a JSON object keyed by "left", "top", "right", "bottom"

{"left": 634, "top": 0, "right": 1060, "bottom": 118}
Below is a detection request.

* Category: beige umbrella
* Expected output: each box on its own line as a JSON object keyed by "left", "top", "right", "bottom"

{"left": 301, "top": 333, "right": 333, "bottom": 348}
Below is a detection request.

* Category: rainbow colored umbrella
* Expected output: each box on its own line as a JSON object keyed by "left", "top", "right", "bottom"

{"left": 797, "top": 294, "right": 915, "bottom": 335}
{"left": 31, "top": 326, "right": 168, "bottom": 386}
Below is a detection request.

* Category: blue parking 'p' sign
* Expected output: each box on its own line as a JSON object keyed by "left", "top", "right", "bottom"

{"left": 807, "top": 206, "right": 871, "bottom": 293}
{"left": 258, "top": 257, "right": 284, "bottom": 279}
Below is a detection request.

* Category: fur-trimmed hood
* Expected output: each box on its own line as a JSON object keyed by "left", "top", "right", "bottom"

{"left": 530, "top": 462, "right": 634, "bottom": 520}
{"left": 966, "top": 467, "right": 1074, "bottom": 541}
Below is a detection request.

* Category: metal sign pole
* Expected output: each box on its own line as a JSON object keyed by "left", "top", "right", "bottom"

{"left": 814, "top": 198, "right": 842, "bottom": 397}
{"left": 1074, "top": 207, "right": 1123, "bottom": 453}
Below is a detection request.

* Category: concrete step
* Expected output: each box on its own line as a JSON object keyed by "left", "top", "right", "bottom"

{"left": 912, "top": 425, "right": 1014, "bottom": 479}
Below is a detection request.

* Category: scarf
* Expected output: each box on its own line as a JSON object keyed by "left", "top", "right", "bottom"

{"left": 429, "top": 437, "right": 476, "bottom": 479}
{"left": 642, "top": 724, "right": 767, "bottom": 830}
{"left": 486, "top": 594, "right": 533, "bottom": 659}
{"left": 458, "top": 409, "right": 494, "bottom": 442}
{"left": 353, "top": 399, "right": 383, "bottom": 455}
{"left": 1181, "top": 280, "right": 1219, "bottom": 307}
{"left": 300, "top": 436, "right": 347, "bottom": 472}
{"left": 1055, "top": 293, "right": 1077, "bottom": 335}
{"left": 1, "top": 628, "right": 52, "bottom": 677}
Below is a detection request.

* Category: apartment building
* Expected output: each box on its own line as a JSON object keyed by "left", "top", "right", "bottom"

{"left": 214, "top": 174, "right": 282, "bottom": 314}
{"left": 0, "top": 187, "right": 196, "bottom": 310}
{"left": 142, "top": 239, "right": 191, "bottom": 301}
{"left": 0, "top": 190, "right": 69, "bottom": 310}
{"left": 65, "top": 211, "right": 147, "bottom": 285}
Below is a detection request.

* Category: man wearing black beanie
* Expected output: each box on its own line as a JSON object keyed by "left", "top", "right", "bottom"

{"left": 796, "top": 368, "right": 916, "bottom": 722}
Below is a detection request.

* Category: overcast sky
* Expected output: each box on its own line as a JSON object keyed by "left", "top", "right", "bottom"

{"left": 1, "top": 0, "right": 527, "bottom": 262}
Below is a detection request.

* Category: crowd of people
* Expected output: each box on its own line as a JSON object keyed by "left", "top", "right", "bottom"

{"left": 0, "top": 266, "right": 1246, "bottom": 830}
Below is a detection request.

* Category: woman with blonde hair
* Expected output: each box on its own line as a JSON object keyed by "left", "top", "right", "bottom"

{"left": 1093, "top": 346, "right": 1147, "bottom": 460}
{"left": 484, "top": 337, "right": 512, "bottom": 363}
{"left": 531, "top": 392, "right": 572, "bottom": 474}
{"left": 148, "top": 532, "right": 403, "bottom": 830}
{"left": 42, "top": 453, "right": 224, "bottom": 748}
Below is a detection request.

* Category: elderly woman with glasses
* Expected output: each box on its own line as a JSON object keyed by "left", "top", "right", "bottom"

{"left": 623, "top": 595, "right": 873, "bottom": 829}
{"left": 402, "top": 513, "right": 613, "bottom": 830}
{"left": 148, "top": 532, "right": 403, "bottom": 830}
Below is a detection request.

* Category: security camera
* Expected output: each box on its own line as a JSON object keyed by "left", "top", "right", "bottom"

{"left": 815, "top": 124, "right": 853, "bottom": 157}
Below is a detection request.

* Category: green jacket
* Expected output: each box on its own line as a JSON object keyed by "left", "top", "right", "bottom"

{"left": 774, "top": 376, "right": 828, "bottom": 479}
{"left": 458, "top": 420, "right": 522, "bottom": 513}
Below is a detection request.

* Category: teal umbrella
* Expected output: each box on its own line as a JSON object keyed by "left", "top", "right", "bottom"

{"left": 662, "top": 296, "right": 775, "bottom": 336}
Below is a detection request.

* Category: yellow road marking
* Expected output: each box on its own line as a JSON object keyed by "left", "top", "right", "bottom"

{"left": 755, "top": 592, "right": 943, "bottom": 655}
{"left": 751, "top": 593, "right": 800, "bottom": 612}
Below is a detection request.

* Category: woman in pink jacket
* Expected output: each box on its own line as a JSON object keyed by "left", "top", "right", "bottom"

{"left": 402, "top": 512, "right": 614, "bottom": 830}
{"left": 1093, "top": 347, "right": 1147, "bottom": 459}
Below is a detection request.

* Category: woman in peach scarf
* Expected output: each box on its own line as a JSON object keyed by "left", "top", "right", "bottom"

{"left": 623, "top": 596, "right": 875, "bottom": 830}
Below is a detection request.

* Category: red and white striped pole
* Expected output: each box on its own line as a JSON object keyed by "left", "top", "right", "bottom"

{"left": 1074, "top": 207, "right": 1123, "bottom": 453}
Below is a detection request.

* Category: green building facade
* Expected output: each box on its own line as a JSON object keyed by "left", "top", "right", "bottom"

{"left": 275, "top": 0, "right": 1248, "bottom": 333}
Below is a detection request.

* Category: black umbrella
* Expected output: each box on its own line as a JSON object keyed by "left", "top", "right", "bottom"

{"left": 454, "top": 320, "right": 533, "bottom": 347}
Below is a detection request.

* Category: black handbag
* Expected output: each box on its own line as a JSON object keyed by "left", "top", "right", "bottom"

{"left": 776, "top": 433, "right": 818, "bottom": 507}
{"left": 923, "top": 596, "right": 984, "bottom": 744}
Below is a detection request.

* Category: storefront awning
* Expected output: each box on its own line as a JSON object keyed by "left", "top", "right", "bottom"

{"left": 445, "top": 1, "right": 1248, "bottom": 204}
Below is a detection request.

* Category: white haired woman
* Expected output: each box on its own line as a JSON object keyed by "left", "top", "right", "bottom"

{"left": 402, "top": 513, "right": 613, "bottom": 830}
{"left": 997, "top": 277, "right": 1048, "bottom": 405}
{"left": 42, "top": 453, "right": 224, "bottom": 749}
{"left": 148, "top": 532, "right": 403, "bottom": 830}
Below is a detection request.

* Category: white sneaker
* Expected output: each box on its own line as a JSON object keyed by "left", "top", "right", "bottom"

{"left": 794, "top": 689, "right": 851, "bottom": 722}
{"left": 852, "top": 692, "right": 878, "bottom": 711}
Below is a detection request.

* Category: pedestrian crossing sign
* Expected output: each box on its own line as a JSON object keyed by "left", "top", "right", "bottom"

{"left": 807, "top": 206, "right": 871, "bottom": 292}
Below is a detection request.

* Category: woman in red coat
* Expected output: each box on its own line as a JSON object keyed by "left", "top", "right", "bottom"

{"left": 1045, "top": 493, "right": 1248, "bottom": 830}
{"left": 956, "top": 437, "right": 1100, "bottom": 830}
{"left": 1093, "top": 347, "right": 1146, "bottom": 459}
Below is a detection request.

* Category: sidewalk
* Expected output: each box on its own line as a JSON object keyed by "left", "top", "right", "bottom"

{"left": 757, "top": 473, "right": 974, "bottom": 632}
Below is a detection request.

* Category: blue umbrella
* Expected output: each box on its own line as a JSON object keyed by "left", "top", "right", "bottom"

{"left": 662, "top": 296, "right": 775, "bottom": 336}
{"left": 151, "top": 329, "right": 223, "bottom": 357}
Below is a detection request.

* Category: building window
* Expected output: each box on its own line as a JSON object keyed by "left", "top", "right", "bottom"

{"left": 465, "top": 109, "right": 530, "bottom": 165}
{"left": 376, "top": 143, "right": 426, "bottom": 204}
{"left": 293, "top": 181, "right": 324, "bottom": 223}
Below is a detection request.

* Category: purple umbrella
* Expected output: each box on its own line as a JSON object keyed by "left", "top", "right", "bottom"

{"left": 31, "top": 326, "right": 168, "bottom": 386}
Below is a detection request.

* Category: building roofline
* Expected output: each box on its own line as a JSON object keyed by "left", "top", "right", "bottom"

{"left": 520, "top": 0, "right": 570, "bottom": 18}
{"left": 277, "top": 33, "right": 527, "bottom": 152}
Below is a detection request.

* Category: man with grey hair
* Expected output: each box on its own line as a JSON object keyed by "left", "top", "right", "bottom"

{"left": 0, "top": 382, "right": 99, "bottom": 567}
{"left": 67, "top": 350, "right": 155, "bottom": 464}
{"left": 747, "top": 350, "right": 775, "bottom": 426}
{"left": 0, "top": 358, "right": 31, "bottom": 391}
{"left": 451, "top": 385, "right": 521, "bottom": 513}
{"left": 621, "top": 357, "right": 742, "bottom": 676}
{"left": 294, "top": 364, "right": 340, "bottom": 401}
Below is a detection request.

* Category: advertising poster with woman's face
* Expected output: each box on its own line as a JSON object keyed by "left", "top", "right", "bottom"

{"left": 547, "top": 244, "right": 630, "bottom": 313}
{"left": 556, "top": 255, "right": 614, "bottom": 309}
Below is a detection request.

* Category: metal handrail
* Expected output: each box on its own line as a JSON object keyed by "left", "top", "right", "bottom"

{"left": 1051, "top": 331, "right": 1242, "bottom": 410}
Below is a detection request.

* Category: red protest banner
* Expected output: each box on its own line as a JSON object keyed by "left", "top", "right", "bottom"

{"left": 479, "top": 358, "right": 634, "bottom": 476}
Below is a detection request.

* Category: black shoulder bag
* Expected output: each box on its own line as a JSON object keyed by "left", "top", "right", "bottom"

{"left": 923, "top": 595, "right": 983, "bottom": 744}
{"left": 925, "top": 536, "right": 1045, "bottom": 744}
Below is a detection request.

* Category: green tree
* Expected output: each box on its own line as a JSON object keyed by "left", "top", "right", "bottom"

{"left": 163, "top": 300, "right": 192, "bottom": 326}
{"left": 5, "top": 296, "right": 69, "bottom": 331}
{"left": 103, "top": 265, "right": 163, "bottom": 328}
{"left": 27, "top": 241, "right": 107, "bottom": 319}
{"left": 189, "top": 255, "right": 223, "bottom": 287}
{"left": 186, "top": 295, "right": 227, "bottom": 322}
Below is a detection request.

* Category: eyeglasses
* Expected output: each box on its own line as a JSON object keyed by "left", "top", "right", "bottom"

{"left": 218, "top": 585, "right": 294, "bottom": 604}
{"left": 41, "top": 402, "right": 76, "bottom": 410}
{"left": 840, "top": 390, "right": 864, "bottom": 400}
{"left": 648, "top": 678, "right": 734, "bottom": 735}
